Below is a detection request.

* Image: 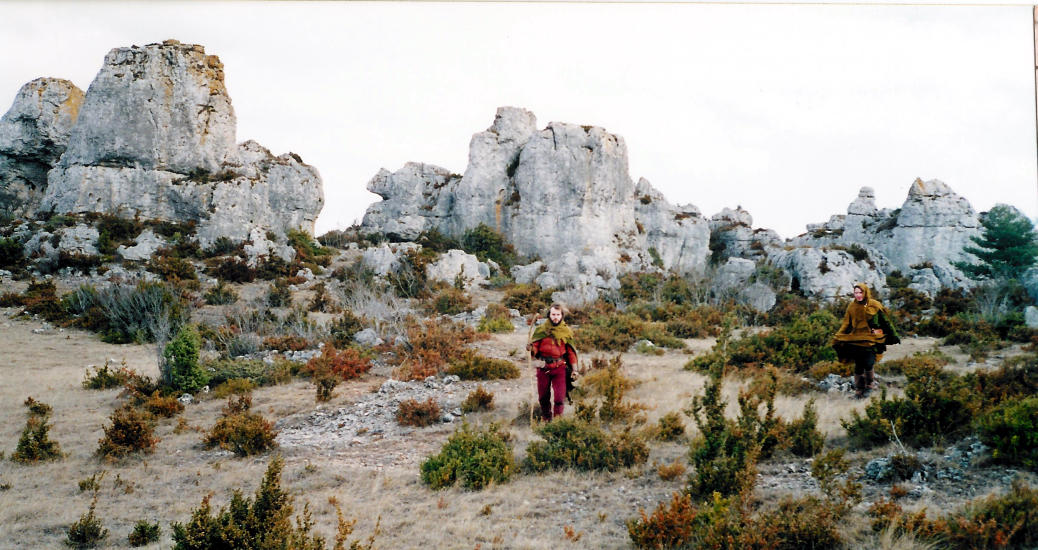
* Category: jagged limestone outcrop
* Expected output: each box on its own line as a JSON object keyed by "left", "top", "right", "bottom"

{"left": 0, "top": 78, "right": 84, "bottom": 218}
{"left": 361, "top": 107, "right": 711, "bottom": 302}
{"left": 28, "top": 40, "right": 322, "bottom": 248}
{"left": 790, "top": 179, "right": 979, "bottom": 294}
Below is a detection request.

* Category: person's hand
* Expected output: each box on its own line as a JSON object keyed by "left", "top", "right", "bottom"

{"left": 872, "top": 329, "right": 884, "bottom": 336}
{"left": 525, "top": 343, "right": 532, "bottom": 352}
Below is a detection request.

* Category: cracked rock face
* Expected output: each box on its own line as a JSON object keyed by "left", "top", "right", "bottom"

{"left": 0, "top": 78, "right": 84, "bottom": 218}
{"left": 36, "top": 40, "right": 322, "bottom": 247}
{"left": 361, "top": 107, "right": 710, "bottom": 279}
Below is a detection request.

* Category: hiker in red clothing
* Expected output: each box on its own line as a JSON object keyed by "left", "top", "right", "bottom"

{"left": 527, "top": 303, "right": 578, "bottom": 420}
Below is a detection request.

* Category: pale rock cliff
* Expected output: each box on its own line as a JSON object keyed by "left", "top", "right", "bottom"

{"left": 0, "top": 78, "right": 84, "bottom": 217}
{"left": 34, "top": 40, "right": 322, "bottom": 249}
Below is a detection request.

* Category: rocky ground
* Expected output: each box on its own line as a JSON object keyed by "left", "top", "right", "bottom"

{"left": 0, "top": 299, "right": 1035, "bottom": 549}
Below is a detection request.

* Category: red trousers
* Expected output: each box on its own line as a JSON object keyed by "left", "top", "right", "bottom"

{"left": 536, "top": 364, "right": 567, "bottom": 420}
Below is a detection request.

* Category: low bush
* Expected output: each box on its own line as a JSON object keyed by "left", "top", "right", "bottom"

{"left": 147, "top": 254, "right": 197, "bottom": 282}
{"left": 395, "top": 318, "right": 483, "bottom": 380}
{"left": 0, "top": 236, "right": 25, "bottom": 271}
{"left": 503, "top": 284, "right": 554, "bottom": 316}
{"left": 204, "top": 257, "right": 255, "bottom": 283}
{"left": 786, "top": 399, "right": 825, "bottom": 458}
{"left": 461, "top": 223, "right": 519, "bottom": 271}
{"left": 975, "top": 396, "right": 1038, "bottom": 470}
{"left": 96, "top": 405, "right": 157, "bottom": 459}
{"left": 82, "top": 361, "right": 134, "bottom": 390}
{"left": 396, "top": 398, "right": 441, "bottom": 427}
{"left": 656, "top": 411, "right": 686, "bottom": 442}
{"left": 877, "top": 349, "right": 951, "bottom": 376}
{"left": 262, "top": 335, "right": 311, "bottom": 351}
{"left": 202, "top": 395, "right": 278, "bottom": 457}
{"left": 203, "top": 357, "right": 294, "bottom": 388}
{"left": 64, "top": 281, "right": 188, "bottom": 344}
{"left": 304, "top": 344, "right": 372, "bottom": 381}
{"left": 307, "top": 282, "right": 340, "bottom": 313}
{"left": 15, "top": 279, "right": 68, "bottom": 322}
{"left": 420, "top": 423, "right": 516, "bottom": 490}
{"left": 203, "top": 280, "right": 238, "bottom": 305}
{"left": 329, "top": 309, "right": 365, "bottom": 347}
{"left": 266, "top": 278, "right": 293, "bottom": 307}
{"left": 842, "top": 363, "right": 976, "bottom": 449}
{"left": 66, "top": 494, "right": 108, "bottom": 549}
{"left": 171, "top": 456, "right": 373, "bottom": 550}
{"left": 210, "top": 378, "right": 258, "bottom": 399}
{"left": 12, "top": 397, "right": 62, "bottom": 463}
{"left": 446, "top": 351, "right": 520, "bottom": 381}
{"left": 127, "top": 520, "right": 160, "bottom": 547}
{"left": 428, "top": 286, "right": 472, "bottom": 315}
{"left": 689, "top": 310, "right": 839, "bottom": 373}
{"left": 141, "top": 391, "right": 184, "bottom": 418}
{"left": 477, "top": 303, "right": 513, "bottom": 333}
{"left": 577, "top": 355, "right": 645, "bottom": 425}
{"left": 576, "top": 313, "right": 684, "bottom": 352}
{"left": 870, "top": 480, "right": 1038, "bottom": 549}
{"left": 806, "top": 359, "right": 852, "bottom": 380}
{"left": 523, "top": 418, "right": 649, "bottom": 472}
{"left": 461, "top": 385, "right": 495, "bottom": 413}
{"left": 162, "top": 325, "right": 209, "bottom": 393}
{"left": 627, "top": 492, "right": 697, "bottom": 549}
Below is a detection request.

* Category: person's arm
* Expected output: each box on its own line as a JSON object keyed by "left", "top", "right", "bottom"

{"left": 564, "top": 343, "right": 578, "bottom": 368}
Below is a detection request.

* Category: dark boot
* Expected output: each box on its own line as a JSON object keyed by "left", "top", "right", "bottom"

{"left": 865, "top": 369, "right": 878, "bottom": 393}
{"left": 854, "top": 374, "right": 866, "bottom": 399}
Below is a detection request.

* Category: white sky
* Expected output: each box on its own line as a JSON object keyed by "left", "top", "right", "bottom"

{"left": 1, "top": 1, "right": 1036, "bottom": 239}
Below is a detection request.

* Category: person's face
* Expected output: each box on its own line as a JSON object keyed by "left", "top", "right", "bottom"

{"left": 549, "top": 308, "right": 563, "bottom": 324}
{"left": 853, "top": 287, "right": 865, "bottom": 302}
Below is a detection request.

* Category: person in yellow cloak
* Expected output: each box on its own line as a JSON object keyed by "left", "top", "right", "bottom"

{"left": 832, "top": 282, "right": 900, "bottom": 398}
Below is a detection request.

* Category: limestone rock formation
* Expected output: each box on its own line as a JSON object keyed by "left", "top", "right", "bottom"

{"left": 33, "top": 40, "right": 322, "bottom": 247}
{"left": 425, "top": 250, "right": 491, "bottom": 289}
{"left": 361, "top": 107, "right": 711, "bottom": 302}
{"left": 792, "top": 179, "right": 980, "bottom": 294}
{"left": 0, "top": 78, "right": 84, "bottom": 218}
{"left": 708, "top": 206, "right": 782, "bottom": 263}
{"left": 769, "top": 247, "right": 885, "bottom": 300}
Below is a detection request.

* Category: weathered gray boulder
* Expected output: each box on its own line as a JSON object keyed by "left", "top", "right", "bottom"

{"left": 362, "top": 162, "right": 459, "bottom": 240}
{"left": 713, "top": 257, "right": 756, "bottom": 295}
{"left": 511, "top": 260, "right": 545, "bottom": 285}
{"left": 57, "top": 224, "right": 99, "bottom": 256}
{"left": 360, "top": 242, "right": 420, "bottom": 276}
{"left": 708, "top": 206, "right": 781, "bottom": 262}
{"left": 242, "top": 226, "right": 295, "bottom": 266}
{"left": 1025, "top": 306, "right": 1038, "bottom": 329}
{"left": 425, "top": 250, "right": 489, "bottom": 289}
{"left": 116, "top": 229, "right": 166, "bottom": 261}
{"left": 738, "top": 282, "right": 777, "bottom": 313}
{"left": 36, "top": 40, "right": 322, "bottom": 247}
{"left": 633, "top": 178, "right": 710, "bottom": 273}
{"left": 769, "top": 247, "right": 885, "bottom": 300}
{"left": 0, "top": 78, "right": 84, "bottom": 217}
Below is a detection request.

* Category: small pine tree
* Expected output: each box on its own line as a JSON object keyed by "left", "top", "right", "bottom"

{"left": 956, "top": 204, "right": 1038, "bottom": 280}
{"left": 162, "top": 325, "right": 208, "bottom": 393}
{"left": 11, "top": 397, "right": 61, "bottom": 463}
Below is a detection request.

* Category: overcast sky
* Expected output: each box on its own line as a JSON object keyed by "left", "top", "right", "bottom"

{"left": 2, "top": 1, "right": 1036, "bottom": 239}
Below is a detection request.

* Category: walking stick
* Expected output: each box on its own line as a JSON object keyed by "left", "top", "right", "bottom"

{"left": 526, "top": 313, "right": 541, "bottom": 424}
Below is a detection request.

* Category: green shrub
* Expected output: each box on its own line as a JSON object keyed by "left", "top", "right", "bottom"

{"left": 576, "top": 313, "right": 684, "bottom": 352}
{"left": 656, "top": 411, "right": 686, "bottom": 441}
{"left": 396, "top": 398, "right": 441, "bottom": 427}
{"left": 428, "top": 286, "right": 472, "bottom": 315}
{"left": 877, "top": 349, "right": 951, "bottom": 376}
{"left": 976, "top": 396, "right": 1038, "bottom": 470}
{"left": 842, "top": 363, "right": 975, "bottom": 449}
{"left": 96, "top": 405, "right": 157, "bottom": 459}
{"left": 502, "top": 284, "right": 553, "bottom": 316}
{"left": 16, "top": 279, "right": 69, "bottom": 322}
{"left": 64, "top": 281, "right": 188, "bottom": 344}
{"left": 127, "top": 520, "right": 160, "bottom": 547}
{"left": 203, "top": 395, "right": 278, "bottom": 457}
{"left": 66, "top": 494, "right": 108, "bottom": 548}
{"left": 329, "top": 309, "right": 365, "bottom": 348}
{"left": 420, "top": 423, "right": 516, "bottom": 490}
{"left": 395, "top": 318, "right": 483, "bottom": 380}
{"left": 147, "top": 254, "right": 197, "bottom": 282}
{"left": 267, "top": 278, "right": 292, "bottom": 307}
{"left": 446, "top": 352, "right": 520, "bottom": 380}
{"left": 12, "top": 397, "right": 62, "bottom": 463}
{"left": 786, "top": 399, "right": 825, "bottom": 458}
{"left": 461, "top": 386, "right": 495, "bottom": 413}
{"left": 203, "top": 357, "right": 294, "bottom": 388}
{"left": 171, "top": 456, "right": 371, "bottom": 550}
{"left": 0, "top": 237, "right": 25, "bottom": 271}
{"left": 204, "top": 257, "right": 255, "bottom": 283}
{"left": 461, "top": 223, "right": 518, "bottom": 270}
{"left": 82, "top": 361, "right": 133, "bottom": 390}
{"left": 162, "top": 325, "right": 208, "bottom": 393}
{"left": 523, "top": 418, "right": 649, "bottom": 472}
{"left": 141, "top": 391, "right": 184, "bottom": 418}
{"left": 477, "top": 303, "right": 513, "bottom": 333}
{"left": 203, "top": 280, "right": 238, "bottom": 305}
{"left": 307, "top": 281, "right": 340, "bottom": 313}
{"left": 578, "top": 355, "right": 644, "bottom": 425}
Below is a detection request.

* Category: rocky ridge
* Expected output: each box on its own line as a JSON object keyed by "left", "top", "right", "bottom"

{"left": 0, "top": 40, "right": 323, "bottom": 251}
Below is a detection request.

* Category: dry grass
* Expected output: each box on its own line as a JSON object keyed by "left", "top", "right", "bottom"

{"left": 0, "top": 294, "right": 1028, "bottom": 549}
